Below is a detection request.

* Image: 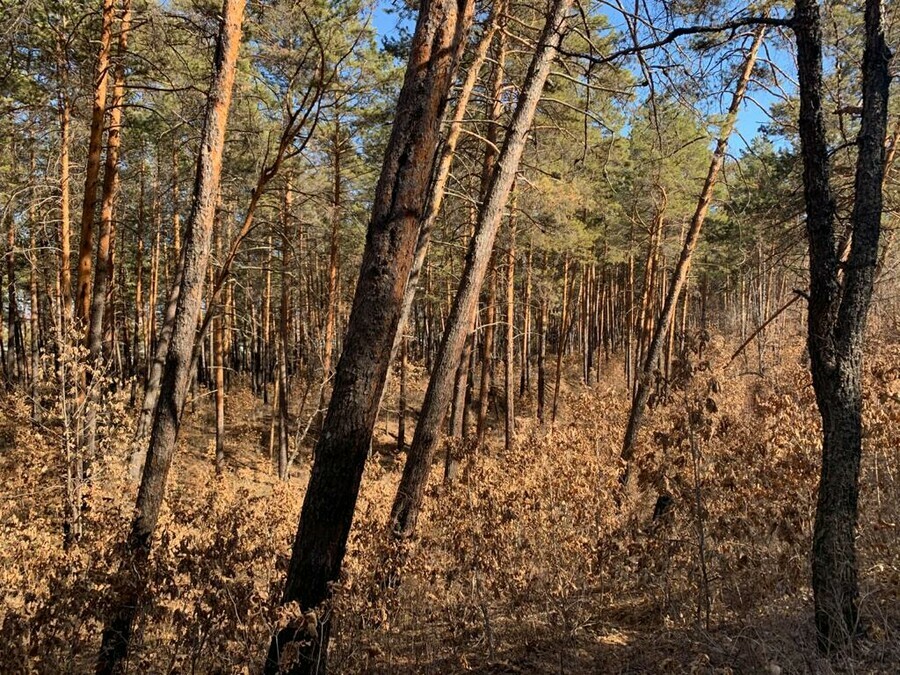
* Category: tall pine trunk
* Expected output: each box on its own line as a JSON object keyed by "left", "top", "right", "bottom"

{"left": 264, "top": 2, "right": 474, "bottom": 671}
{"left": 96, "top": 2, "right": 245, "bottom": 670}
{"left": 383, "top": 9, "right": 500, "bottom": 396}
{"left": 75, "top": 0, "right": 115, "bottom": 328}
{"left": 388, "top": 0, "right": 573, "bottom": 540}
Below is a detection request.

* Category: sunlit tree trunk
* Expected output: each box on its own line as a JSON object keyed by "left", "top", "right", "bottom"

{"left": 264, "top": 2, "right": 474, "bottom": 670}
{"left": 75, "top": 0, "right": 115, "bottom": 328}
{"left": 84, "top": 0, "right": 132, "bottom": 452}
{"left": 56, "top": 24, "right": 73, "bottom": 334}
{"left": 388, "top": 0, "right": 573, "bottom": 540}
{"left": 97, "top": 3, "right": 246, "bottom": 670}
{"left": 384, "top": 9, "right": 499, "bottom": 399}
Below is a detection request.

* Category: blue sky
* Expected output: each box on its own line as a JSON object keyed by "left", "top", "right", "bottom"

{"left": 366, "top": 1, "right": 790, "bottom": 153}
{"left": 370, "top": 1, "right": 411, "bottom": 41}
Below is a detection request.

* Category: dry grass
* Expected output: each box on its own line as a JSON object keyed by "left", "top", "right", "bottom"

{"left": 0, "top": 326, "right": 898, "bottom": 674}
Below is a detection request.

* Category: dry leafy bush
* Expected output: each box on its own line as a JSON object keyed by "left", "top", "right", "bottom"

{"left": 0, "top": 329, "right": 898, "bottom": 673}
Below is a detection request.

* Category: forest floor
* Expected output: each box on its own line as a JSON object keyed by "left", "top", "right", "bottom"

{"left": 1, "top": 320, "right": 899, "bottom": 674}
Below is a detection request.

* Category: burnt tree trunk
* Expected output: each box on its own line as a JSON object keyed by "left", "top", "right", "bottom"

{"left": 794, "top": 0, "right": 891, "bottom": 652}
{"left": 264, "top": 1, "right": 474, "bottom": 671}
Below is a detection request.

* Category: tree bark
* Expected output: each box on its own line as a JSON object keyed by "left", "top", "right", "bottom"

{"left": 133, "top": 159, "right": 146, "bottom": 377}
{"left": 75, "top": 0, "right": 116, "bottom": 328}
{"left": 264, "top": 2, "right": 474, "bottom": 671}
{"left": 388, "top": 0, "right": 573, "bottom": 540}
{"left": 90, "top": 66, "right": 126, "bottom": 358}
{"left": 504, "top": 206, "right": 515, "bottom": 450}
{"left": 322, "top": 123, "right": 341, "bottom": 379}
{"left": 84, "top": 0, "right": 132, "bottom": 452}
{"left": 383, "top": 9, "right": 500, "bottom": 395}
{"left": 277, "top": 177, "right": 293, "bottom": 479}
{"left": 794, "top": 0, "right": 891, "bottom": 652}
{"left": 96, "top": 2, "right": 245, "bottom": 670}
{"left": 398, "top": 335, "right": 408, "bottom": 453}
{"left": 6, "top": 204, "right": 23, "bottom": 384}
{"left": 128, "top": 251, "right": 183, "bottom": 480}
{"left": 56, "top": 25, "right": 73, "bottom": 334}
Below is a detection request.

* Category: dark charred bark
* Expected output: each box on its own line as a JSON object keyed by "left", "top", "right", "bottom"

{"left": 264, "top": 2, "right": 474, "bottom": 672}
{"left": 794, "top": 0, "right": 891, "bottom": 652}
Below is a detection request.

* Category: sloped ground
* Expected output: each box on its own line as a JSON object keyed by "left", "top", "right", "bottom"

{"left": 1, "top": 328, "right": 898, "bottom": 673}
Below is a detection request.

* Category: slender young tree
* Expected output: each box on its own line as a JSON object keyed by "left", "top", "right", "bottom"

{"left": 389, "top": 0, "right": 574, "bottom": 540}
{"left": 620, "top": 26, "right": 765, "bottom": 467}
{"left": 96, "top": 1, "right": 246, "bottom": 669}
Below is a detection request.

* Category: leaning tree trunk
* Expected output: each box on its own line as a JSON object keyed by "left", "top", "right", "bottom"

{"left": 388, "top": 0, "right": 573, "bottom": 540}
{"left": 129, "top": 79, "right": 317, "bottom": 477}
{"left": 794, "top": 0, "right": 891, "bottom": 652}
{"left": 96, "top": 2, "right": 245, "bottom": 671}
{"left": 382, "top": 7, "right": 501, "bottom": 397}
{"left": 263, "top": 2, "right": 474, "bottom": 672}
{"left": 472, "top": 17, "right": 507, "bottom": 446}
{"left": 128, "top": 252, "right": 183, "bottom": 479}
{"left": 620, "top": 25, "right": 765, "bottom": 467}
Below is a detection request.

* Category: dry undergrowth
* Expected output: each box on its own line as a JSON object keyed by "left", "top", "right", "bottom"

{"left": 0, "top": 328, "right": 898, "bottom": 674}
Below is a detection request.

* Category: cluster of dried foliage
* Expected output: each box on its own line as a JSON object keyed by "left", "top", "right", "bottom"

{"left": 1, "top": 316, "right": 898, "bottom": 672}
